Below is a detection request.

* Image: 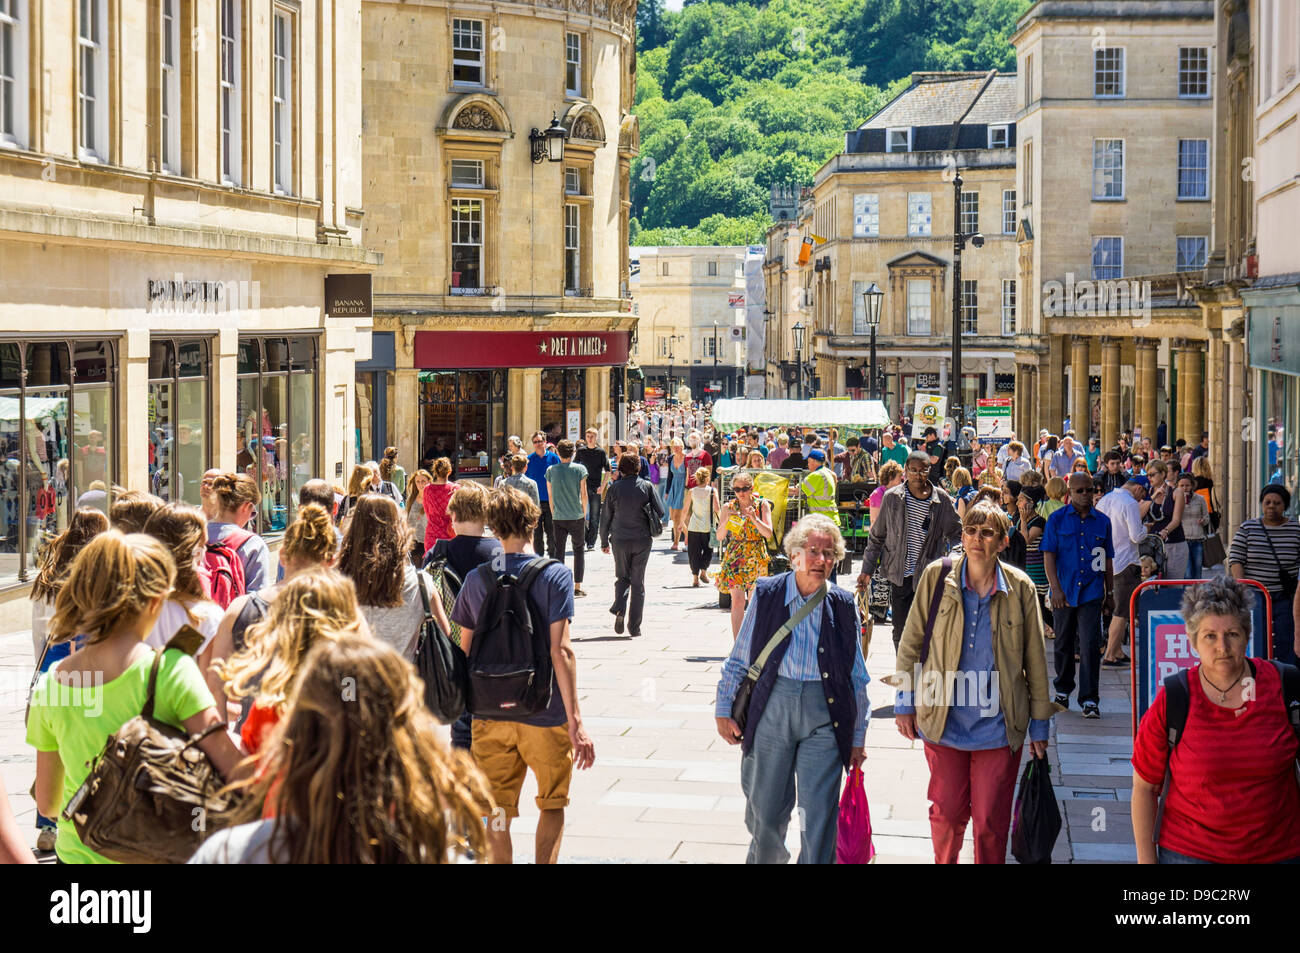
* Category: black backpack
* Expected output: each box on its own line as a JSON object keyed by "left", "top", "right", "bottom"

{"left": 1153, "top": 659, "right": 1300, "bottom": 839}
{"left": 466, "top": 557, "right": 557, "bottom": 721}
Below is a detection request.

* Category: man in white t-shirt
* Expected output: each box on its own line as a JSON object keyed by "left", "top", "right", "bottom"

{"left": 1095, "top": 476, "right": 1148, "bottom": 667}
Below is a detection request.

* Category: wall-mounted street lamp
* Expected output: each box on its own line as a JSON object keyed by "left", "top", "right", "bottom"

{"left": 530, "top": 113, "right": 568, "bottom": 163}
{"left": 792, "top": 321, "right": 806, "bottom": 400}
{"left": 861, "top": 281, "right": 883, "bottom": 401}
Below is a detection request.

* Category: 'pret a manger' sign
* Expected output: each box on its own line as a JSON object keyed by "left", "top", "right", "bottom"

{"left": 540, "top": 336, "right": 610, "bottom": 358}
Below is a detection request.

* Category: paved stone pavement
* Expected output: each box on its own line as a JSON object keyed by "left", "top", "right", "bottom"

{"left": 0, "top": 537, "right": 1140, "bottom": 863}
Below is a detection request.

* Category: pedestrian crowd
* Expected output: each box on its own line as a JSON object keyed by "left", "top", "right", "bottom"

{"left": 6, "top": 409, "right": 1300, "bottom": 869}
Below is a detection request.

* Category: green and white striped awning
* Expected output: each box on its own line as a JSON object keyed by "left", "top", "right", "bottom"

{"left": 710, "top": 398, "right": 891, "bottom": 430}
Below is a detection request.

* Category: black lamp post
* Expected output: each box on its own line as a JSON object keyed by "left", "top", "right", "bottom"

{"left": 861, "top": 281, "right": 883, "bottom": 400}
{"left": 712, "top": 320, "right": 720, "bottom": 398}
{"left": 792, "top": 321, "right": 806, "bottom": 400}
{"left": 667, "top": 336, "right": 675, "bottom": 404}
{"left": 950, "top": 171, "right": 984, "bottom": 432}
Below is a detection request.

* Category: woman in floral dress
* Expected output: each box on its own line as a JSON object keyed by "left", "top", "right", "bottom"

{"left": 716, "top": 472, "right": 774, "bottom": 638}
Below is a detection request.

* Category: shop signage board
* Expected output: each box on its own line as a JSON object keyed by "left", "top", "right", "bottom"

{"left": 976, "top": 397, "right": 1012, "bottom": 445}
{"left": 414, "top": 331, "right": 629, "bottom": 369}
{"left": 325, "top": 274, "right": 372, "bottom": 318}
{"left": 566, "top": 409, "right": 581, "bottom": 441}
{"left": 1130, "top": 579, "right": 1272, "bottom": 736}
{"left": 728, "top": 293, "right": 745, "bottom": 307}
{"left": 910, "top": 393, "right": 947, "bottom": 440}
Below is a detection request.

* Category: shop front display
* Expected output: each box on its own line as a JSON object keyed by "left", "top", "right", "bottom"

{"left": 147, "top": 338, "right": 211, "bottom": 505}
{"left": 0, "top": 339, "right": 117, "bottom": 587}
{"left": 419, "top": 369, "right": 506, "bottom": 481}
{"left": 235, "top": 336, "right": 319, "bottom": 535}
{"left": 413, "top": 329, "right": 631, "bottom": 478}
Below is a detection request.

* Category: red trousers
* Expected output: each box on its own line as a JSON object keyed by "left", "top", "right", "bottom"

{"left": 922, "top": 742, "right": 1021, "bottom": 864}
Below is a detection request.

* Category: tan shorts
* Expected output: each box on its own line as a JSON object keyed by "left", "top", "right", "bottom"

{"left": 1113, "top": 563, "right": 1142, "bottom": 620}
{"left": 471, "top": 719, "right": 573, "bottom": 818}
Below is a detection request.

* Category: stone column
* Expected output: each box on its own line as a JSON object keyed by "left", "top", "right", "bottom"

{"left": 393, "top": 368, "right": 420, "bottom": 469}
{"left": 1101, "top": 336, "right": 1121, "bottom": 448}
{"left": 1206, "top": 331, "right": 1223, "bottom": 462}
{"left": 937, "top": 357, "right": 948, "bottom": 400}
{"left": 1135, "top": 337, "right": 1158, "bottom": 443}
{"left": 1182, "top": 340, "right": 1205, "bottom": 445}
{"left": 1018, "top": 364, "right": 1037, "bottom": 441}
{"left": 1070, "top": 336, "right": 1089, "bottom": 438}
{"left": 1225, "top": 324, "right": 1246, "bottom": 537}
{"left": 1171, "top": 339, "right": 1188, "bottom": 445}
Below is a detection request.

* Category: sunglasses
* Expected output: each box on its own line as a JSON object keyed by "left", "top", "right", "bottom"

{"left": 962, "top": 526, "right": 1000, "bottom": 541}
{"left": 734, "top": 486, "right": 754, "bottom": 493}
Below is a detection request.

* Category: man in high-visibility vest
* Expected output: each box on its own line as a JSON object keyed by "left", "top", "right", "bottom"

{"left": 801, "top": 449, "right": 841, "bottom": 578}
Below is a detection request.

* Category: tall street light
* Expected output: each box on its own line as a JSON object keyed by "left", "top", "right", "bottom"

{"left": 861, "top": 282, "right": 883, "bottom": 401}
{"left": 667, "top": 336, "right": 676, "bottom": 405}
{"left": 712, "top": 320, "right": 720, "bottom": 398}
{"left": 950, "top": 171, "right": 984, "bottom": 434}
{"left": 792, "top": 321, "right": 806, "bottom": 400}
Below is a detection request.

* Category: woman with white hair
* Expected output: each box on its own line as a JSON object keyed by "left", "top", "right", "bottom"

{"left": 714, "top": 513, "right": 869, "bottom": 864}
{"left": 1131, "top": 577, "right": 1300, "bottom": 864}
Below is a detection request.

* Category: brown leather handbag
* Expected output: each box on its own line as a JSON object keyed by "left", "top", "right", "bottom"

{"left": 61, "top": 627, "right": 245, "bottom": 864}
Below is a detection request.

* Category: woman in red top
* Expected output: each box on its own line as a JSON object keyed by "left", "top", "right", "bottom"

{"left": 1132, "top": 577, "right": 1300, "bottom": 863}
{"left": 422, "top": 457, "right": 459, "bottom": 552}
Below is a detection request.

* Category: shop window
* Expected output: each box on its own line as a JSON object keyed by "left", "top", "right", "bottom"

{"left": 147, "top": 338, "right": 211, "bottom": 504}
{"left": 160, "top": 0, "right": 180, "bottom": 173}
{"left": 220, "top": 0, "right": 241, "bottom": 185}
{"left": 419, "top": 369, "right": 506, "bottom": 481}
{"left": 272, "top": 7, "right": 294, "bottom": 195}
{"left": 236, "top": 335, "right": 317, "bottom": 534}
{"left": 0, "top": 338, "right": 117, "bottom": 588}
{"left": 0, "top": 0, "right": 29, "bottom": 149}
{"left": 541, "top": 368, "right": 585, "bottom": 445}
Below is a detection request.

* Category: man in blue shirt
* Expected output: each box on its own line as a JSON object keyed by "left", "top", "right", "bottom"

{"left": 1041, "top": 471, "right": 1115, "bottom": 719}
{"left": 526, "top": 430, "right": 561, "bottom": 557}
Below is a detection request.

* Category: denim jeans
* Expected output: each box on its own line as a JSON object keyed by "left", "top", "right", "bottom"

{"left": 739, "top": 677, "right": 842, "bottom": 864}
{"left": 585, "top": 496, "right": 603, "bottom": 548}
{"left": 35, "top": 640, "right": 72, "bottom": 832}
{"left": 1185, "top": 539, "right": 1203, "bottom": 579}
{"left": 1272, "top": 598, "right": 1298, "bottom": 666}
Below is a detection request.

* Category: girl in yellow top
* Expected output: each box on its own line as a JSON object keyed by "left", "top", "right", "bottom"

{"left": 26, "top": 532, "right": 243, "bottom": 864}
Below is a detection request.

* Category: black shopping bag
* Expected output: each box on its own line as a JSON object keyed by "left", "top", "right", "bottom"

{"left": 1010, "top": 753, "right": 1061, "bottom": 864}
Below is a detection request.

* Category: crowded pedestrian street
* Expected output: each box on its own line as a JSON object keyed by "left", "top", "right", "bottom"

{"left": 1, "top": 528, "right": 1140, "bottom": 863}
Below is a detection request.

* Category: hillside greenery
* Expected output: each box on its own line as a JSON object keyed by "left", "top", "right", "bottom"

{"left": 630, "top": 0, "right": 1030, "bottom": 246}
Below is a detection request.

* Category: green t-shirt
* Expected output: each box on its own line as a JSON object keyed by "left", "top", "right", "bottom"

{"left": 26, "top": 648, "right": 216, "bottom": 864}
{"left": 545, "top": 460, "right": 589, "bottom": 522}
{"left": 880, "top": 443, "right": 910, "bottom": 468}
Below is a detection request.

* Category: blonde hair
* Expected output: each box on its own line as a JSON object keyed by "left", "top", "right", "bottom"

{"left": 346, "top": 464, "right": 373, "bottom": 498}
{"left": 487, "top": 485, "right": 540, "bottom": 540}
{"left": 48, "top": 532, "right": 176, "bottom": 645}
{"left": 281, "top": 503, "right": 337, "bottom": 567}
{"left": 877, "top": 460, "right": 902, "bottom": 486}
{"left": 447, "top": 483, "right": 487, "bottom": 524}
{"left": 1045, "top": 476, "right": 1067, "bottom": 500}
{"left": 694, "top": 465, "right": 713, "bottom": 485}
{"left": 212, "top": 472, "right": 261, "bottom": 515}
{"left": 951, "top": 466, "right": 972, "bottom": 489}
{"left": 221, "top": 634, "right": 493, "bottom": 863}
{"left": 217, "top": 569, "right": 363, "bottom": 711}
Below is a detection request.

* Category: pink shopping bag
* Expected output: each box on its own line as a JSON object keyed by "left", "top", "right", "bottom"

{"left": 835, "top": 764, "right": 876, "bottom": 864}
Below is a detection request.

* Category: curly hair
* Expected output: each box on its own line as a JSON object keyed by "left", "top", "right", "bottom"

{"left": 220, "top": 634, "right": 494, "bottom": 863}
{"left": 216, "top": 568, "right": 363, "bottom": 710}
{"left": 336, "top": 495, "right": 413, "bottom": 607}
{"left": 1182, "top": 577, "right": 1254, "bottom": 644}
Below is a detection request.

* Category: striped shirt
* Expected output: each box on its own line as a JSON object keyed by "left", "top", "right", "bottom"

{"left": 1228, "top": 519, "right": 1300, "bottom": 594}
{"left": 904, "top": 485, "right": 930, "bottom": 575}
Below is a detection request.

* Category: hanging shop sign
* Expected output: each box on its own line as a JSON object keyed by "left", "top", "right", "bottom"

{"left": 414, "top": 331, "right": 630, "bottom": 369}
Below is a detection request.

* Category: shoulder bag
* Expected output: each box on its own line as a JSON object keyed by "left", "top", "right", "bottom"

{"left": 919, "top": 558, "right": 954, "bottom": 666}
{"left": 414, "top": 569, "right": 469, "bottom": 724}
{"left": 1262, "top": 525, "right": 1299, "bottom": 602}
{"left": 731, "top": 583, "right": 827, "bottom": 734}
{"left": 643, "top": 482, "right": 664, "bottom": 538}
{"left": 61, "top": 626, "right": 245, "bottom": 864}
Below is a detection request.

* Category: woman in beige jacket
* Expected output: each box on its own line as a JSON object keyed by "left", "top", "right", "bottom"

{"left": 886, "top": 500, "right": 1059, "bottom": 864}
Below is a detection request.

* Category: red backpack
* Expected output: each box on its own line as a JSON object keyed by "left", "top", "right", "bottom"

{"left": 204, "top": 529, "right": 253, "bottom": 610}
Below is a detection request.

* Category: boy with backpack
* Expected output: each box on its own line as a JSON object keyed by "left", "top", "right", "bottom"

{"left": 451, "top": 485, "right": 595, "bottom": 864}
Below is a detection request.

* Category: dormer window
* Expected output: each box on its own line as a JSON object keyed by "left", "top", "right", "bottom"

{"left": 988, "top": 124, "right": 1009, "bottom": 149}
{"left": 886, "top": 127, "right": 911, "bottom": 153}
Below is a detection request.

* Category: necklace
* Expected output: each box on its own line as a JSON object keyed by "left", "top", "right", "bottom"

{"left": 1199, "top": 664, "right": 1246, "bottom": 704}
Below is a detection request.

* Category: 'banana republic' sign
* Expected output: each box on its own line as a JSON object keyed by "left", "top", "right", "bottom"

{"left": 325, "top": 274, "right": 372, "bottom": 318}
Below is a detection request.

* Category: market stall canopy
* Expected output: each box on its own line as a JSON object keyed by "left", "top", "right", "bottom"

{"left": 710, "top": 398, "right": 891, "bottom": 430}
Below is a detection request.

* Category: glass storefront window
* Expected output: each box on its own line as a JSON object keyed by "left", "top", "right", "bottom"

{"left": 419, "top": 369, "right": 506, "bottom": 481}
{"left": 236, "top": 335, "right": 317, "bottom": 535}
{"left": 355, "top": 376, "right": 375, "bottom": 464}
{"left": 541, "top": 368, "right": 585, "bottom": 445}
{"left": 1263, "top": 372, "right": 1300, "bottom": 514}
{"left": 0, "top": 338, "right": 117, "bottom": 588}
{"left": 148, "top": 338, "right": 210, "bottom": 504}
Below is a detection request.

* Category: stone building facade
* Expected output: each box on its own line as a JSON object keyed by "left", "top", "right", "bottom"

{"left": 0, "top": 0, "right": 375, "bottom": 629}
{"left": 362, "top": 0, "right": 638, "bottom": 475}
{"left": 1010, "top": 0, "right": 1216, "bottom": 448}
